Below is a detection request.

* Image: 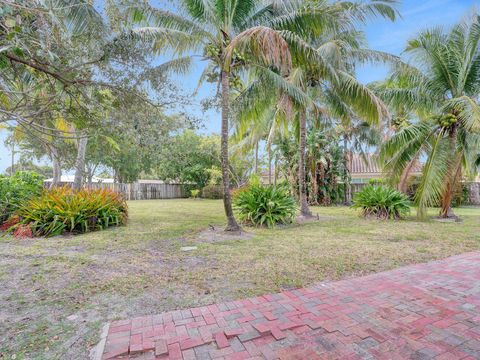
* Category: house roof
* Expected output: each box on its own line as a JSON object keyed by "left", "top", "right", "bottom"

{"left": 350, "top": 154, "right": 381, "bottom": 174}
{"left": 350, "top": 153, "right": 423, "bottom": 175}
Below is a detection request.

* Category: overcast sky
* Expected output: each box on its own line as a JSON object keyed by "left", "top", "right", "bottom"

{"left": 0, "top": 0, "right": 477, "bottom": 173}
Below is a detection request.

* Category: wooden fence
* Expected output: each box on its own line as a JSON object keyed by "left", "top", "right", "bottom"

{"left": 46, "top": 182, "right": 187, "bottom": 200}
{"left": 465, "top": 182, "right": 480, "bottom": 205}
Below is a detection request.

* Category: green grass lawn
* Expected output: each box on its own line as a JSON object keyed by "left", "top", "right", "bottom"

{"left": 0, "top": 199, "right": 479, "bottom": 359}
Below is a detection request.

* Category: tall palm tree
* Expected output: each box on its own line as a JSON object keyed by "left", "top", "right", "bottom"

{"left": 377, "top": 14, "right": 480, "bottom": 219}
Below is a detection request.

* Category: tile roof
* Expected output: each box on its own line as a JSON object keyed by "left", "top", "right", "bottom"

{"left": 350, "top": 153, "right": 423, "bottom": 175}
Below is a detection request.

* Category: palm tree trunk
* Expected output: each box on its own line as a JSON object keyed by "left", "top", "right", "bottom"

{"left": 440, "top": 156, "right": 462, "bottom": 218}
{"left": 274, "top": 154, "right": 278, "bottom": 186}
{"left": 254, "top": 142, "right": 259, "bottom": 174}
{"left": 220, "top": 70, "right": 241, "bottom": 231}
{"left": 268, "top": 148, "right": 272, "bottom": 185}
{"left": 398, "top": 156, "right": 418, "bottom": 194}
{"left": 440, "top": 125, "right": 460, "bottom": 218}
{"left": 343, "top": 137, "right": 352, "bottom": 205}
{"left": 73, "top": 134, "right": 88, "bottom": 191}
{"left": 310, "top": 157, "right": 318, "bottom": 205}
{"left": 298, "top": 110, "right": 312, "bottom": 217}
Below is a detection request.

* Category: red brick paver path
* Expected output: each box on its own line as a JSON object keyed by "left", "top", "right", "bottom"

{"left": 101, "top": 252, "right": 480, "bottom": 359}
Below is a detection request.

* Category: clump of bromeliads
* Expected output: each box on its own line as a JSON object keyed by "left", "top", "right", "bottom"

{"left": 232, "top": 176, "right": 297, "bottom": 228}
{"left": 352, "top": 183, "right": 410, "bottom": 220}
{"left": 0, "top": 172, "right": 128, "bottom": 238}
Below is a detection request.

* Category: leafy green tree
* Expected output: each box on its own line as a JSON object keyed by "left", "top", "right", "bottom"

{"left": 4, "top": 161, "right": 53, "bottom": 179}
{"left": 153, "top": 130, "right": 221, "bottom": 188}
{"left": 377, "top": 14, "right": 480, "bottom": 218}
{"left": 1, "top": 1, "right": 187, "bottom": 189}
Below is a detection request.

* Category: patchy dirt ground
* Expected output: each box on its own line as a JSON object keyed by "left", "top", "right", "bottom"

{"left": 0, "top": 200, "right": 479, "bottom": 359}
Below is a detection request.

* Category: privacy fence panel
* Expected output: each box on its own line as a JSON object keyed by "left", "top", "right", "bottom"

{"left": 49, "top": 182, "right": 187, "bottom": 200}
{"left": 464, "top": 182, "right": 480, "bottom": 205}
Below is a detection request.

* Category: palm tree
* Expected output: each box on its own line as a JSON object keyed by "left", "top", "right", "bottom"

{"left": 124, "top": 0, "right": 371, "bottom": 230}
{"left": 378, "top": 14, "right": 480, "bottom": 219}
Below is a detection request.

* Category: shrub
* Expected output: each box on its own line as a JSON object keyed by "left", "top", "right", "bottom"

{"left": 367, "top": 178, "right": 386, "bottom": 186}
{"left": 0, "top": 171, "right": 44, "bottom": 224}
{"left": 190, "top": 189, "right": 200, "bottom": 199}
{"left": 233, "top": 184, "right": 296, "bottom": 228}
{"left": 15, "top": 187, "right": 128, "bottom": 237}
{"left": 202, "top": 184, "right": 223, "bottom": 199}
{"left": 352, "top": 185, "right": 410, "bottom": 220}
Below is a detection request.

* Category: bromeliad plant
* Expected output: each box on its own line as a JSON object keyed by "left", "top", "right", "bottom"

{"left": 352, "top": 184, "right": 410, "bottom": 220}
{"left": 15, "top": 187, "right": 128, "bottom": 237}
{"left": 233, "top": 184, "right": 296, "bottom": 228}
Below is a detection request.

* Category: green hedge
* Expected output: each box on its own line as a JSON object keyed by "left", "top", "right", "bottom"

{"left": 0, "top": 171, "right": 44, "bottom": 224}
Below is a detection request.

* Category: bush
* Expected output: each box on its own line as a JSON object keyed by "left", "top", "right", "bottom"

{"left": 202, "top": 184, "right": 223, "bottom": 199}
{"left": 367, "top": 178, "right": 386, "bottom": 186}
{"left": 15, "top": 187, "right": 128, "bottom": 237}
{"left": 233, "top": 184, "right": 296, "bottom": 228}
{"left": 352, "top": 185, "right": 410, "bottom": 220}
{"left": 0, "top": 171, "right": 44, "bottom": 224}
{"left": 190, "top": 189, "right": 200, "bottom": 199}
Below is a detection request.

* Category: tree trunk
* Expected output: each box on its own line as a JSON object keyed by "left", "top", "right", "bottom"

{"left": 87, "top": 164, "right": 93, "bottom": 185}
{"left": 50, "top": 146, "right": 62, "bottom": 189}
{"left": 254, "top": 142, "right": 259, "bottom": 175}
{"left": 439, "top": 125, "right": 460, "bottom": 218}
{"left": 220, "top": 70, "right": 241, "bottom": 232}
{"left": 73, "top": 134, "right": 88, "bottom": 191}
{"left": 298, "top": 110, "right": 312, "bottom": 217}
{"left": 310, "top": 158, "right": 318, "bottom": 205}
{"left": 343, "top": 138, "right": 352, "bottom": 205}
{"left": 10, "top": 141, "right": 14, "bottom": 177}
{"left": 440, "top": 156, "right": 462, "bottom": 218}
{"left": 268, "top": 148, "right": 272, "bottom": 185}
{"left": 274, "top": 154, "right": 278, "bottom": 186}
{"left": 398, "top": 156, "right": 418, "bottom": 194}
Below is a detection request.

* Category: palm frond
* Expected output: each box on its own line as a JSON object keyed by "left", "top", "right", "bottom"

{"left": 445, "top": 96, "right": 480, "bottom": 133}
{"left": 130, "top": 27, "right": 204, "bottom": 56}
{"left": 152, "top": 56, "right": 195, "bottom": 76}
{"left": 50, "top": 0, "right": 105, "bottom": 35}
{"left": 227, "top": 26, "right": 292, "bottom": 73}
{"left": 380, "top": 121, "right": 433, "bottom": 185}
{"left": 414, "top": 133, "right": 451, "bottom": 218}
{"left": 341, "top": 0, "right": 401, "bottom": 23}
{"left": 127, "top": 2, "right": 210, "bottom": 35}
{"left": 250, "top": 64, "right": 314, "bottom": 110}
{"left": 335, "top": 71, "right": 388, "bottom": 124}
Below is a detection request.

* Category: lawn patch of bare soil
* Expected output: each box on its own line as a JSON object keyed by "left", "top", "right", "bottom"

{"left": 295, "top": 213, "right": 336, "bottom": 224}
{"left": 195, "top": 225, "right": 253, "bottom": 243}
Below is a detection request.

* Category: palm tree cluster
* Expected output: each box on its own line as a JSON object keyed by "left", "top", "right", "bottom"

{"left": 123, "top": 0, "right": 402, "bottom": 229}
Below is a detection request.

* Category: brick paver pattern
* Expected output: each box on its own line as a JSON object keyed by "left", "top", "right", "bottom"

{"left": 102, "top": 252, "right": 480, "bottom": 359}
